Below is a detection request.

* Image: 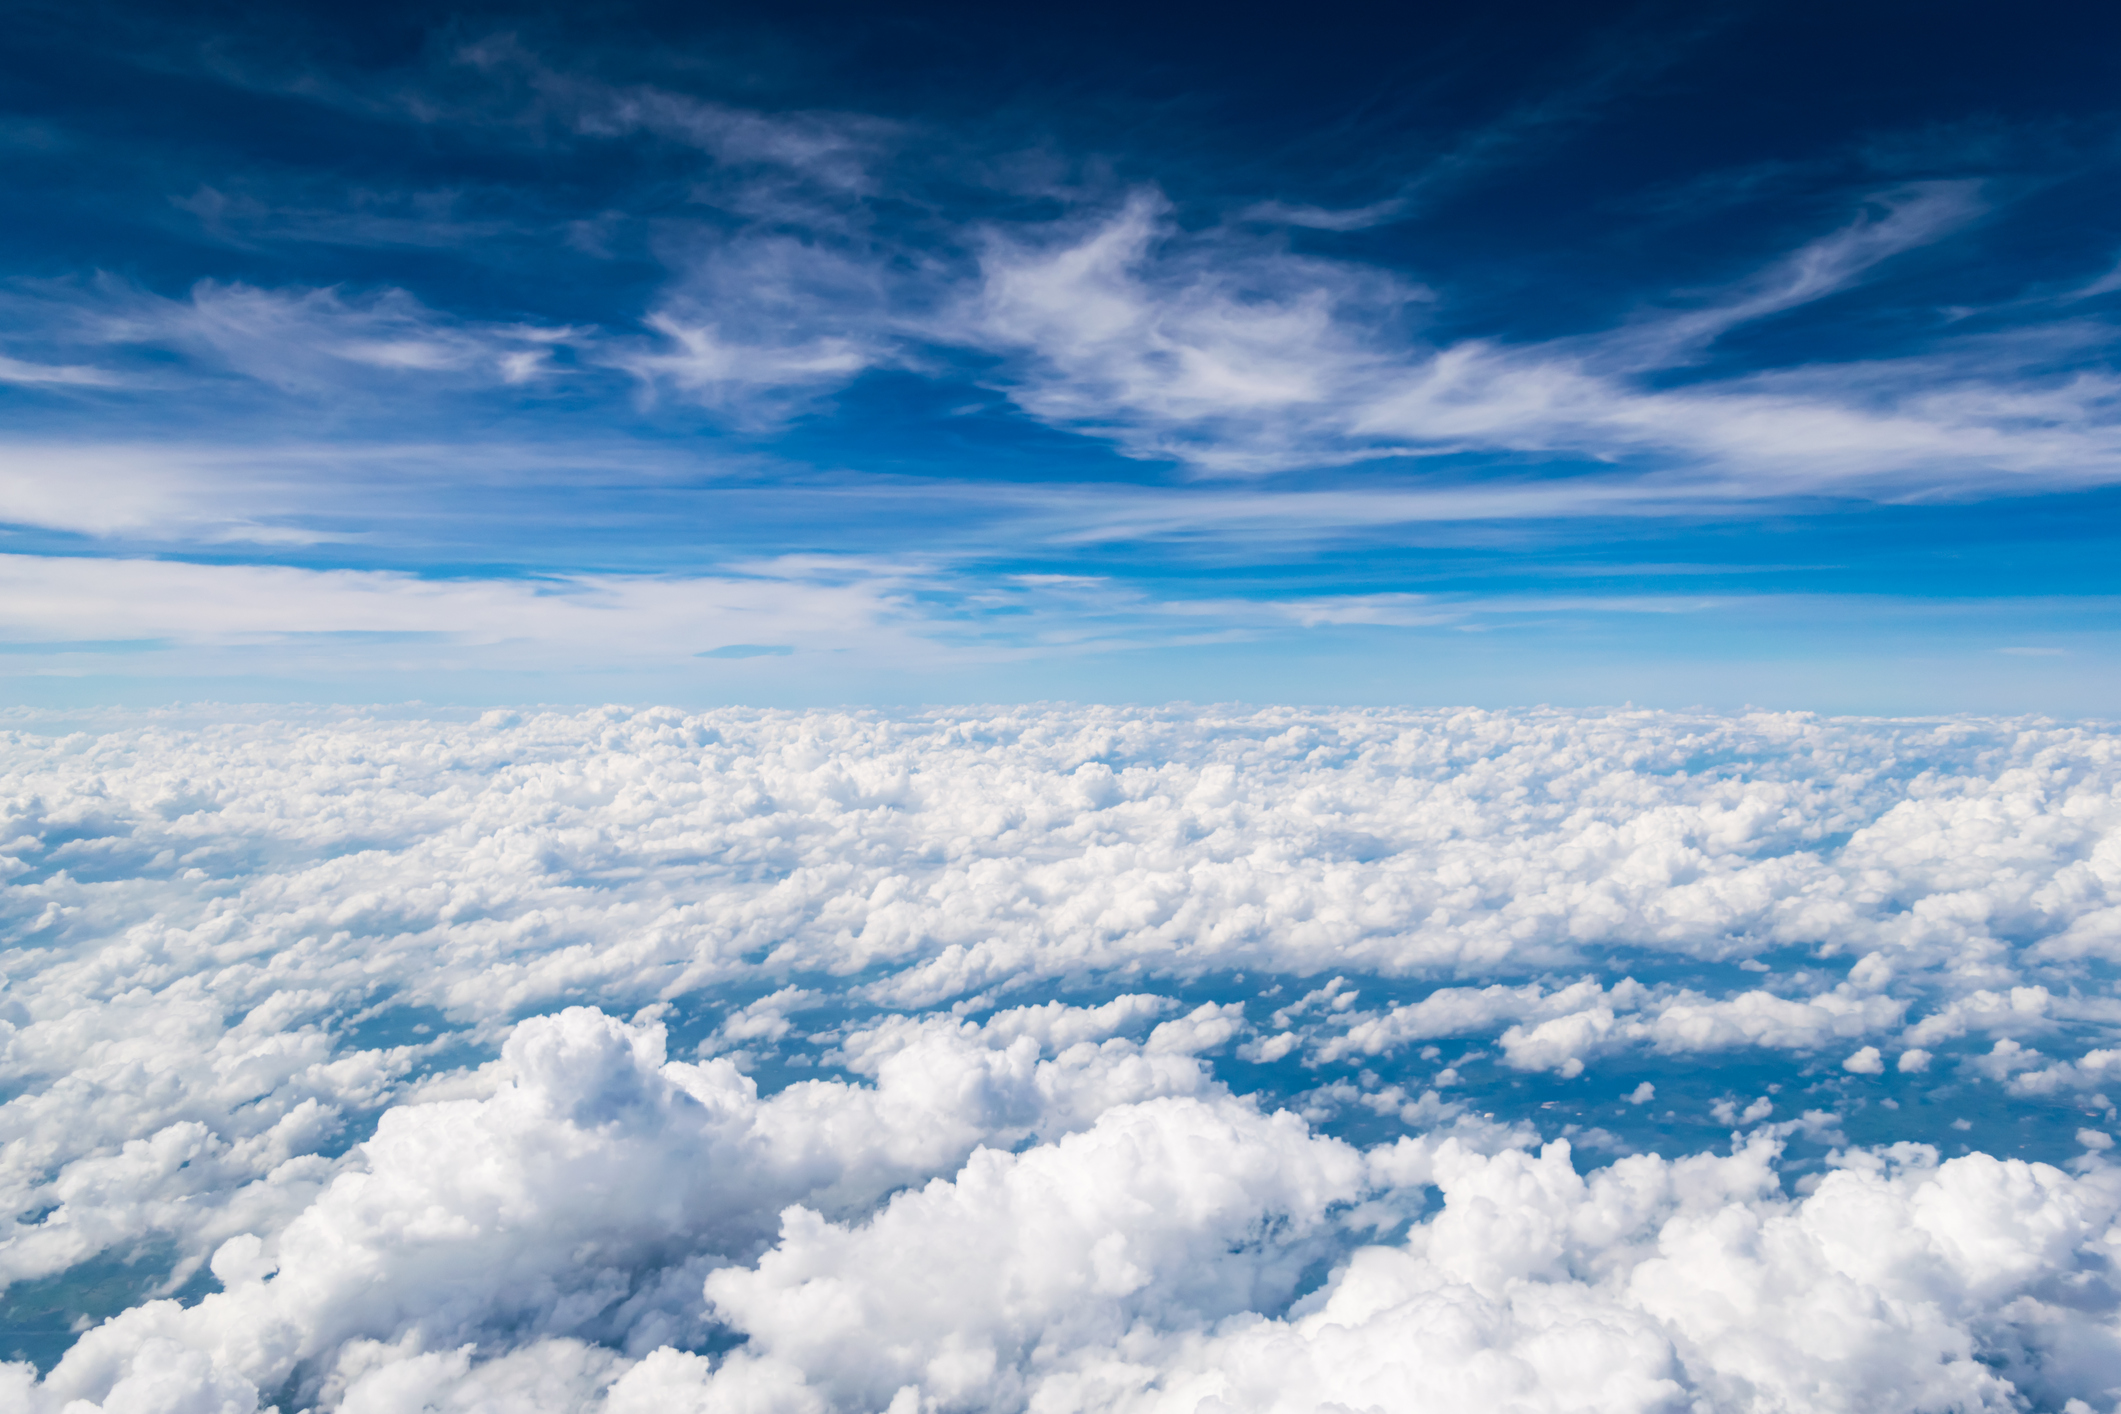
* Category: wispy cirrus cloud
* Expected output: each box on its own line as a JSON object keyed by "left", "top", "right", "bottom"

{"left": 607, "top": 234, "right": 906, "bottom": 417}
{"left": 115, "top": 280, "right": 581, "bottom": 389}
{"left": 15, "top": 36, "right": 2121, "bottom": 519}
{"left": 0, "top": 545, "right": 1771, "bottom": 680}
{"left": 3, "top": 277, "right": 585, "bottom": 398}
{"left": 0, "top": 552, "right": 936, "bottom": 674}
{"left": 949, "top": 181, "right": 2121, "bottom": 501}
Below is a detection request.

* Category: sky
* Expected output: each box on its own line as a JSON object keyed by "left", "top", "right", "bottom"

{"left": 7, "top": 0, "right": 2121, "bottom": 708}
{"left": 24, "top": 12, "right": 2121, "bottom": 1407}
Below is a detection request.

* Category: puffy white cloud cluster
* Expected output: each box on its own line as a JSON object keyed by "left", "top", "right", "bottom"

{"left": 9, "top": 704, "right": 2121, "bottom": 1409}
{"left": 14, "top": 1003, "right": 2121, "bottom": 1414}
{"left": 14, "top": 1008, "right": 2121, "bottom": 1413}
{"left": 7, "top": 1004, "right": 1249, "bottom": 1410}
{"left": 1283, "top": 973, "right": 1910, "bottom": 1077}
{"left": 684, "top": 1124, "right": 2121, "bottom": 1414}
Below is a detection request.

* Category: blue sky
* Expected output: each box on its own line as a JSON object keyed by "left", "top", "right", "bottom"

{"left": 6, "top": 0, "right": 2121, "bottom": 709}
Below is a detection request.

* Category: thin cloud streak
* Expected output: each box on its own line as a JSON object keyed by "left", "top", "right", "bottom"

{"left": 1, "top": 550, "right": 2103, "bottom": 684}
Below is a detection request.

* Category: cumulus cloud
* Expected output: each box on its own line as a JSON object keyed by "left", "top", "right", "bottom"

{"left": 63, "top": 1107, "right": 2117, "bottom": 1414}
{"left": 1496, "top": 983, "right": 1908, "bottom": 1078}
{"left": 1843, "top": 1045, "right": 1886, "bottom": 1074}
{"left": 9, "top": 706, "right": 2121, "bottom": 1409}
{"left": 13, "top": 1001, "right": 1230, "bottom": 1407}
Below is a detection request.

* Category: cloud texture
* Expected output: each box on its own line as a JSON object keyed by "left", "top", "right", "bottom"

{"left": 8, "top": 705, "right": 2121, "bottom": 1410}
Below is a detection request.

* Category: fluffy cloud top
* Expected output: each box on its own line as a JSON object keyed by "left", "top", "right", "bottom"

{"left": 8, "top": 705, "right": 2121, "bottom": 1410}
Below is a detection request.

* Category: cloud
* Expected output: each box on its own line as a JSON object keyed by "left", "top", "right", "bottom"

{"left": 610, "top": 308, "right": 884, "bottom": 418}
{"left": 11, "top": 703, "right": 2121, "bottom": 1042}
{"left": 1286, "top": 974, "right": 1912, "bottom": 1079}
{"left": 652, "top": 1133, "right": 2121, "bottom": 1414}
{"left": 0, "top": 438, "right": 773, "bottom": 546}
{"left": 696, "top": 645, "right": 795, "bottom": 659}
{"left": 693, "top": 1097, "right": 1365, "bottom": 1412}
{"left": 1501, "top": 985, "right": 1909, "bottom": 1077}
{"left": 0, "top": 541, "right": 1851, "bottom": 675}
{"left": 0, "top": 446, "right": 234, "bottom": 537}
{"left": 1606, "top": 183, "right": 1985, "bottom": 366}
{"left": 1237, "top": 197, "right": 1411, "bottom": 231}
{"left": 10, "top": 707, "right": 2121, "bottom": 1408}
{"left": 567, "top": 86, "right": 894, "bottom": 195}
{"left": 1843, "top": 1045, "right": 1886, "bottom": 1074}
{"left": 0, "top": 553, "right": 932, "bottom": 672}
{"left": 0, "top": 276, "right": 587, "bottom": 403}
{"left": 14, "top": 1001, "right": 1230, "bottom": 1398}
{"left": 959, "top": 190, "right": 1423, "bottom": 475}
{"left": 74, "top": 1093, "right": 2110, "bottom": 1414}
{"left": 941, "top": 184, "right": 2121, "bottom": 502}
{"left": 0, "top": 355, "right": 121, "bottom": 388}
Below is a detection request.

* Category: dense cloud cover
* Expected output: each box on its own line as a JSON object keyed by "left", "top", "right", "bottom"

{"left": 7, "top": 705, "right": 2121, "bottom": 1410}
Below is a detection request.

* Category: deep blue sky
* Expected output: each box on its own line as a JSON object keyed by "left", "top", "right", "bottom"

{"left": 6, "top": 0, "right": 2121, "bottom": 709}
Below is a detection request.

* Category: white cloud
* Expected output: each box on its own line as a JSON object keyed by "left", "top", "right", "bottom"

{"left": 939, "top": 184, "right": 2121, "bottom": 501}
{"left": 698, "top": 987, "right": 825, "bottom": 1055}
{"left": 1291, "top": 975, "right": 1909, "bottom": 1079}
{"left": 696, "top": 1096, "right": 1364, "bottom": 1411}
{"left": 619, "top": 313, "right": 874, "bottom": 400}
{"left": 1314, "top": 979, "right": 1634, "bottom": 1063}
{"left": 1607, "top": 183, "right": 1983, "bottom": 366}
{"left": 960, "top": 189, "right": 1422, "bottom": 475}
{"left": 73, "top": 279, "right": 582, "bottom": 395}
{"left": 2002, "top": 1048, "right": 2121, "bottom": 1097}
{"left": 0, "top": 354, "right": 121, "bottom": 387}
{"left": 16, "top": 1002, "right": 1232, "bottom": 1407}
{"left": 228, "top": 1120, "right": 2121, "bottom": 1414}
{"left": 1844, "top": 1046, "right": 1885, "bottom": 1074}
{"left": 0, "top": 446, "right": 234, "bottom": 537}
{"left": 10, "top": 707, "right": 2121, "bottom": 1409}
{"left": 0, "top": 552, "right": 935, "bottom": 672}
{"left": 573, "top": 90, "right": 891, "bottom": 192}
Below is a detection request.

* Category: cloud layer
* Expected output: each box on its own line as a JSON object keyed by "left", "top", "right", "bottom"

{"left": 7, "top": 706, "right": 2121, "bottom": 1408}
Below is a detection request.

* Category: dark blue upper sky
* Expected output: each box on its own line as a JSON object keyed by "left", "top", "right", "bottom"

{"left": 6, "top": 0, "right": 2121, "bottom": 709}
